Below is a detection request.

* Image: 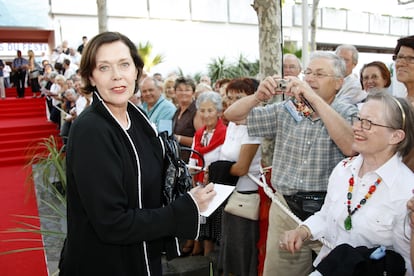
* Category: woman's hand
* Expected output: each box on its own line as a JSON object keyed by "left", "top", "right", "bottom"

{"left": 189, "top": 182, "right": 216, "bottom": 212}
{"left": 279, "top": 225, "right": 310, "bottom": 254}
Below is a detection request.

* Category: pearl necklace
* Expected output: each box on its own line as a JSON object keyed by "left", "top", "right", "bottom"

{"left": 344, "top": 175, "right": 382, "bottom": 231}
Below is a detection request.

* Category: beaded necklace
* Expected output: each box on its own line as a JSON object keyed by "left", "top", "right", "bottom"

{"left": 344, "top": 175, "right": 382, "bottom": 231}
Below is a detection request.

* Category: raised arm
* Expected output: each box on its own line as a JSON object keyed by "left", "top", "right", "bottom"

{"left": 286, "top": 77, "right": 357, "bottom": 157}
{"left": 224, "top": 75, "right": 281, "bottom": 123}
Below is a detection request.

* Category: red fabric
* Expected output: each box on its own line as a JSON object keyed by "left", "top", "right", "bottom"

{"left": 191, "top": 118, "right": 227, "bottom": 183}
{"left": 257, "top": 168, "right": 274, "bottom": 276}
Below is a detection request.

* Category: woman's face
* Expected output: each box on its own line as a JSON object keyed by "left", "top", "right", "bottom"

{"left": 395, "top": 46, "right": 414, "bottom": 86}
{"left": 165, "top": 81, "right": 175, "bottom": 99}
{"left": 175, "top": 83, "right": 194, "bottom": 106}
{"left": 89, "top": 41, "right": 138, "bottom": 110}
{"left": 198, "top": 100, "right": 220, "bottom": 130}
{"left": 352, "top": 99, "right": 396, "bottom": 157}
{"left": 226, "top": 89, "right": 248, "bottom": 106}
{"left": 362, "top": 66, "right": 387, "bottom": 91}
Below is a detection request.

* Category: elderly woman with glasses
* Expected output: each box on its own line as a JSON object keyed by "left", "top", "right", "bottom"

{"left": 282, "top": 90, "right": 414, "bottom": 275}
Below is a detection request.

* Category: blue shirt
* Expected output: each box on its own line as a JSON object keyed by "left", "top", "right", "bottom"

{"left": 0, "top": 60, "right": 4, "bottom": 77}
{"left": 141, "top": 95, "right": 176, "bottom": 131}
{"left": 12, "top": 57, "right": 28, "bottom": 70}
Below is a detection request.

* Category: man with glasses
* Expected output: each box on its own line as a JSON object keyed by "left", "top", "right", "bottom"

{"left": 335, "top": 44, "right": 366, "bottom": 104}
{"left": 224, "top": 51, "right": 358, "bottom": 276}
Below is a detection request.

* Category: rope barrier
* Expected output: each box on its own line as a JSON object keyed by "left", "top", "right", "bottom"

{"left": 186, "top": 163, "right": 333, "bottom": 248}
{"left": 248, "top": 171, "right": 333, "bottom": 249}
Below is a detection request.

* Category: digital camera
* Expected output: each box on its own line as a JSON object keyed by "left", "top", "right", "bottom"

{"left": 275, "top": 79, "right": 289, "bottom": 91}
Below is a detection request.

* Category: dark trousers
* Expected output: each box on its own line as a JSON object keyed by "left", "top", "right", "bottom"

{"left": 15, "top": 70, "right": 26, "bottom": 98}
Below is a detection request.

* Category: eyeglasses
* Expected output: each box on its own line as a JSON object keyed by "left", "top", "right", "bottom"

{"left": 392, "top": 54, "right": 414, "bottom": 64}
{"left": 303, "top": 70, "right": 336, "bottom": 79}
{"left": 351, "top": 116, "right": 396, "bottom": 130}
{"left": 283, "top": 65, "right": 298, "bottom": 70}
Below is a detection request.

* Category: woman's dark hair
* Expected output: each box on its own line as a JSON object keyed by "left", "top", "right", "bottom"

{"left": 225, "top": 77, "right": 259, "bottom": 96}
{"left": 394, "top": 35, "right": 414, "bottom": 55}
{"left": 80, "top": 32, "right": 144, "bottom": 94}
{"left": 366, "top": 90, "right": 414, "bottom": 157}
{"left": 174, "top": 76, "right": 196, "bottom": 92}
{"left": 359, "top": 61, "right": 391, "bottom": 88}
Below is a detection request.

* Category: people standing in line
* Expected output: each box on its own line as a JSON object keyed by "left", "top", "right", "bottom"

{"left": 282, "top": 91, "right": 414, "bottom": 275}
{"left": 217, "top": 77, "right": 262, "bottom": 276}
{"left": 0, "top": 59, "right": 5, "bottom": 99}
{"left": 27, "top": 50, "right": 42, "bottom": 98}
{"left": 139, "top": 76, "right": 176, "bottom": 132}
{"left": 359, "top": 61, "right": 392, "bottom": 93}
{"left": 224, "top": 51, "right": 358, "bottom": 276}
{"left": 172, "top": 76, "right": 203, "bottom": 163}
{"left": 77, "top": 36, "right": 88, "bottom": 54}
{"left": 58, "top": 31, "right": 216, "bottom": 276}
{"left": 335, "top": 44, "right": 367, "bottom": 104}
{"left": 12, "top": 50, "right": 28, "bottom": 98}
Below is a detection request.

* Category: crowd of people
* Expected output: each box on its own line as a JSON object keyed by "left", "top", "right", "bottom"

{"left": 5, "top": 31, "right": 414, "bottom": 275}
{"left": 154, "top": 36, "right": 414, "bottom": 276}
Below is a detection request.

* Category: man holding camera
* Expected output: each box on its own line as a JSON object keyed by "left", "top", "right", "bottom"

{"left": 224, "top": 51, "right": 358, "bottom": 276}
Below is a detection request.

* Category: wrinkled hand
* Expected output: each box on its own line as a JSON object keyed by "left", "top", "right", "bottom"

{"left": 254, "top": 75, "right": 283, "bottom": 102}
{"left": 284, "top": 76, "right": 318, "bottom": 105}
{"left": 407, "top": 196, "right": 414, "bottom": 230}
{"left": 190, "top": 182, "right": 216, "bottom": 212}
{"left": 279, "top": 228, "right": 306, "bottom": 254}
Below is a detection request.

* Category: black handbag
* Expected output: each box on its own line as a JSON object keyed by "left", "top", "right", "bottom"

{"left": 315, "top": 243, "right": 406, "bottom": 276}
{"left": 159, "top": 131, "right": 204, "bottom": 205}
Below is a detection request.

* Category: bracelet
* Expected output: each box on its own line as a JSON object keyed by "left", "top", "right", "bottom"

{"left": 176, "top": 135, "right": 181, "bottom": 143}
{"left": 297, "top": 225, "right": 312, "bottom": 242}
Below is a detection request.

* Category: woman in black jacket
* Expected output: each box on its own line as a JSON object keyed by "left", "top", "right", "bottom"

{"left": 59, "top": 32, "right": 215, "bottom": 276}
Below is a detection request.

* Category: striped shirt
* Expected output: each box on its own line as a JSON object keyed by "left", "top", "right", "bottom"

{"left": 247, "top": 99, "right": 358, "bottom": 195}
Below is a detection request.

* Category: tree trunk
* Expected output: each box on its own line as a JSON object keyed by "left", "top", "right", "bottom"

{"left": 97, "top": 0, "right": 108, "bottom": 33}
{"left": 252, "top": 0, "right": 283, "bottom": 167}
{"left": 310, "top": 0, "right": 320, "bottom": 52}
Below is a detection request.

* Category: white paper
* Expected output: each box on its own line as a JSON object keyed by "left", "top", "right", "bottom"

{"left": 199, "top": 183, "right": 235, "bottom": 217}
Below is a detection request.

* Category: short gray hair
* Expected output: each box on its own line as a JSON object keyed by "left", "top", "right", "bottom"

{"left": 309, "top": 51, "right": 346, "bottom": 78}
{"left": 196, "top": 91, "right": 223, "bottom": 112}
{"left": 283, "top": 53, "right": 302, "bottom": 71}
{"left": 335, "top": 44, "right": 359, "bottom": 64}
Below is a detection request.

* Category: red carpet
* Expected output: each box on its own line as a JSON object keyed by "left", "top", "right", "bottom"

{"left": 0, "top": 89, "right": 60, "bottom": 276}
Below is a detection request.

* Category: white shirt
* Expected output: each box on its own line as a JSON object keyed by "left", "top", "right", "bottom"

{"left": 50, "top": 83, "right": 62, "bottom": 106}
{"left": 336, "top": 74, "right": 367, "bottom": 104}
{"left": 219, "top": 122, "right": 262, "bottom": 191}
{"left": 305, "top": 154, "right": 414, "bottom": 274}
